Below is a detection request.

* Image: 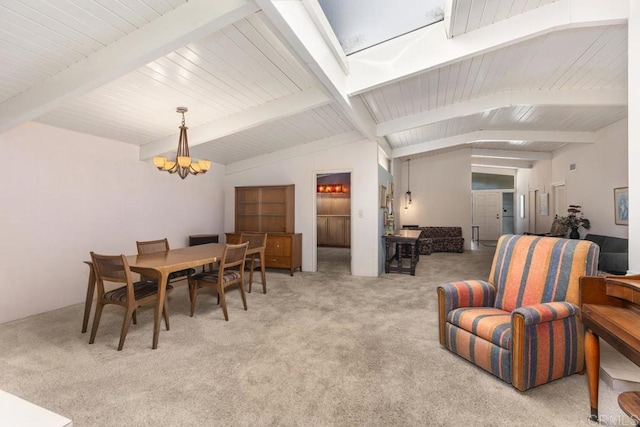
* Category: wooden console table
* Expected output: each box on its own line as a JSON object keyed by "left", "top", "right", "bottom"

{"left": 383, "top": 229, "right": 421, "bottom": 276}
{"left": 580, "top": 275, "right": 640, "bottom": 421}
{"left": 189, "top": 234, "right": 219, "bottom": 246}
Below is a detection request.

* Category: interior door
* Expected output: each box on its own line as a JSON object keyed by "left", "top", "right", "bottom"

{"left": 554, "top": 184, "right": 566, "bottom": 217}
{"left": 473, "top": 192, "right": 501, "bottom": 241}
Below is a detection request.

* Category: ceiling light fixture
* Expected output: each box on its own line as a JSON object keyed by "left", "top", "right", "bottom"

{"left": 317, "top": 184, "right": 348, "bottom": 193}
{"left": 405, "top": 159, "right": 412, "bottom": 209}
{"left": 152, "top": 107, "right": 211, "bottom": 179}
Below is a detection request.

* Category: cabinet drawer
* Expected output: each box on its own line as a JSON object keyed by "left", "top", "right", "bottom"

{"left": 266, "top": 256, "right": 291, "bottom": 268}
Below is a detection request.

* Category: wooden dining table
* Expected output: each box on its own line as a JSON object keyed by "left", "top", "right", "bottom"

{"left": 82, "top": 243, "right": 225, "bottom": 349}
{"left": 82, "top": 242, "right": 267, "bottom": 349}
{"left": 129, "top": 243, "right": 229, "bottom": 349}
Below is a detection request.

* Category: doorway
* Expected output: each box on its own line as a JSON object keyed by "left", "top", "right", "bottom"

{"left": 553, "top": 183, "right": 566, "bottom": 217}
{"left": 472, "top": 192, "right": 501, "bottom": 241}
{"left": 472, "top": 191, "right": 515, "bottom": 243}
{"left": 316, "top": 173, "right": 351, "bottom": 274}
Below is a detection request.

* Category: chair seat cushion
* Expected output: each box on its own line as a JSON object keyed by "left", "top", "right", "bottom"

{"left": 447, "top": 307, "right": 512, "bottom": 349}
{"left": 193, "top": 271, "right": 242, "bottom": 286}
{"left": 245, "top": 257, "right": 261, "bottom": 269}
{"left": 105, "top": 281, "right": 174, "bottom": 303}
{"left": 168, "top": 268, "right": 196, "bottom": 281}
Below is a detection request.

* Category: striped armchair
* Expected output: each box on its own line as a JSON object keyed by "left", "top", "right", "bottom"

{"left": 437, "top": 234, "right": 599, "bottom": 391}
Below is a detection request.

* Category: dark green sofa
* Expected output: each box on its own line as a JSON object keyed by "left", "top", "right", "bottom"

{"left": 584, "top": 234, "right": 628, "bottom": 275}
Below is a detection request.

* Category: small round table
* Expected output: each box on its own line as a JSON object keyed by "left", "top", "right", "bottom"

{"left": 618, "top": 392, "right": 640, "bottom": 427}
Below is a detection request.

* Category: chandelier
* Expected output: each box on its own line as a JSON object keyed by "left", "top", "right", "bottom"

{"left": 152, "top": 107, "right": 211, "bottom": 179}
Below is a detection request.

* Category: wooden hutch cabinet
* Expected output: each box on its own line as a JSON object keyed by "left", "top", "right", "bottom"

{"left": 228, "top": 185, "right": 301, "bottom": 275}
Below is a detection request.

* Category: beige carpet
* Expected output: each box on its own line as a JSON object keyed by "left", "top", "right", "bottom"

{"left": 317, "top": 246, "right": 351, "bottom": 274}
{"left": 0, "top": 249, "right": 628, "bottom": 426}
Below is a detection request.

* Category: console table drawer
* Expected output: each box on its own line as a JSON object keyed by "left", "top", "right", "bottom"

{"left": 607, "top": 282, "right": 640, "bottom": 304}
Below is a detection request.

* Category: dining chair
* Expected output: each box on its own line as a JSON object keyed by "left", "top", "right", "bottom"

{"left": 188, "top": 242, "right": 249, "bottom": 320}
{"left": 136, "top": 238, "right": 196, "bottom": 283}
{"left": 89, "top": 252, "right": 173, "bottom": 351}
{"left": 239, "top": 232, "right": 267, "bottom": 294}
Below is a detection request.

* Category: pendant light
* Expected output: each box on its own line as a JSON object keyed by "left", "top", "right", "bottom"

{"left": 405, "top": 159, "right": 412, "bottom": 209}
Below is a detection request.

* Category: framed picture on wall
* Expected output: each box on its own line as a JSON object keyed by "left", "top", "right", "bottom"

{"left": 614, "top": 187, "right": 628, "bottom": 225}
{"left": 379, "top": 185, "right": 387, "bottom": 209}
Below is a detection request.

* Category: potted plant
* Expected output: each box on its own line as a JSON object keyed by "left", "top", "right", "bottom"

{"left": 558, "top": 205, "right": 591, "bottom": 239}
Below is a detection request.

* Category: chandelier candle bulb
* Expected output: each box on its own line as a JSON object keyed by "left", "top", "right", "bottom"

{"left": 153, "top": 156, "right": 167, "bottom": 168}
{"left": 163, "top": 160, "right": 175, "bottom": 171}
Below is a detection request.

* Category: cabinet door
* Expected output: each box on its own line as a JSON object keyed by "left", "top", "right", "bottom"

{"left": 317, "top": 217, "right": 328, "bottom": 245}
{"left": 266, "top": 236, "right": 290, "bottom": 256}
{"left": 326, "top": 217, "right": 344, "bottom": 246}
{"left": 344, "top": 218, "right": 351, "bottom": 248}
{"left": 236, "top": 187, "right": 262, "bottom": 232}
{"left": 235, "top": 185, "right": 294, "bottom": 233}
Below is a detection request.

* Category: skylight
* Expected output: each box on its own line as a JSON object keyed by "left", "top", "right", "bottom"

{"left": 318, "top": 0, "right": 444, "bottom": 55}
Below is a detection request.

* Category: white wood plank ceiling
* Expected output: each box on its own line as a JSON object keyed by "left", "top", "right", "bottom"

{"left": 189, "top": 103, "right": 355, "bottom": 164}
{"left": 448, "top": 0, "right": 558, "bottom": 38}
{"left": 386, "top": 105, "right": 628, "bottom": 149}
{"left": 0, "top": 0, "right": 187, "bottom": 104}
{"left": 0, "top": 0, "right": 629, "bottom": 167}
{"left": 35, "top": 12, "right": 317, "bottom": 145}
{"left": 362, "top": 25, "right": 627, "bottom": 123}
{"left": 360, "top": 22, "right": 628, "bottom": 159}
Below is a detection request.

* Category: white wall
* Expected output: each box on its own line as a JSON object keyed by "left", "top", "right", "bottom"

{"left": 378, "top": 163, "right": 393, "bottom": 275}
{"left": 396, "top": 149, "right": 473, "bottom": 248}
{"left": 551, "top": 119, "right": 628, "bottom": 239}
{"left": 628, "top": 1, "right": 640, "bottom": 273}
{"left": 223, "top": 138, "right": 380, "bottom": 277}
{"left": 0, "top": 123, "right": 224, "bottom": 323}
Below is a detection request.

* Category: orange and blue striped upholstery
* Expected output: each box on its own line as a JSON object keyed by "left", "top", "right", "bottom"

{"left": 438, "top": 234, "right": 599, "bottom": 391}
{"left": 447, "top": 307, "right": 511, "bottom": 348}
{"left": 445, "top": 323, "right": 512, "bottom": 383}
{"left": 490, "top": 235, "right": 599, "bottom": 311}
{"left": 512, "top": 302, "right": 584, "bottom": 389}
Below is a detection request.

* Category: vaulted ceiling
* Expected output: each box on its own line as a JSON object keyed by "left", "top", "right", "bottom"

{"left": 0, "top": 0, "right": 629, "bottom": 170}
